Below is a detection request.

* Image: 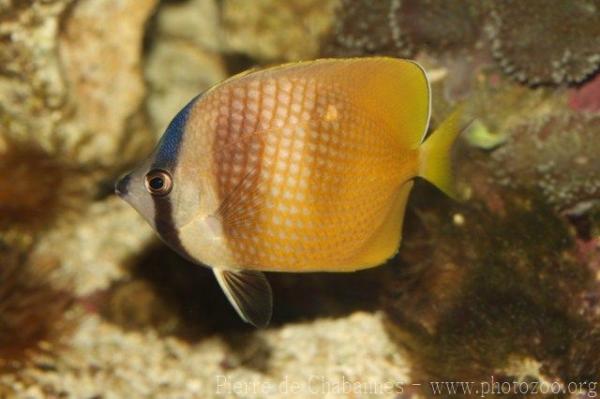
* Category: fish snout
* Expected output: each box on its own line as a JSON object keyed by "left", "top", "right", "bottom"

{"left": 115, "top": 173, "right": 132, "bottom": 197}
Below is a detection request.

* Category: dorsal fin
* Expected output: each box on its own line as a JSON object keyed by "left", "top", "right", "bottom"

{"left": 230, "top": 57, "right": 431, "bottom": 149}
{"left": 323, "top": 58, "right": 431, "bottom": 148}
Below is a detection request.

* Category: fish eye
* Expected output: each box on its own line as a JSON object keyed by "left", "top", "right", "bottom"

{"left": 144, "top": 169, "right": 173, "bottom": 196}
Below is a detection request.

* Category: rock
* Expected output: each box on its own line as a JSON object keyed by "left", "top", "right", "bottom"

{"left": 59, "top": 0, "right": 158, "bottom": 167}
{"left": 30, "top": 197, "right": 155, "bottom": 296}
{"left": 0, "top": 312, "right": 410, "bottom": 398}
{"left": 221, "top": 0, "right": 338, "bottom": 62}
{"left": 144, "top": 0, "right": 227, "bottom": 134}
{"left": 0, "top": 0, "right": 73, "bottom": 155}
{"left": 145, "top": 38, "right": 226, "bottom": 134}
{"left": 103, "top": 279, "right": 179, "bottom": 334}
{"left": 1, "top": 0, "right": 159, "bottom": 366}
{"left": 153, "top": 0, "right": 221, "bottom": 53}
{"left": 0, "top": 0, "right": 157, "bottom": 170}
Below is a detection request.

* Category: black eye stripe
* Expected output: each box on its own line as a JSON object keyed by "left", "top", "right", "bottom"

{"left": 151, "top": 192, "right": 192, "bottom": 261}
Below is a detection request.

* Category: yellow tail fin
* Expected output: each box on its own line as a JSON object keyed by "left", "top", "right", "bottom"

{"left": 418, "top": 107, "right": 463, "bottom": 199}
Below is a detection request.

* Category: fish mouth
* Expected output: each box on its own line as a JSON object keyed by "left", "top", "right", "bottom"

{"left": 115, "top": 173, "right": 131, "bottom": 197}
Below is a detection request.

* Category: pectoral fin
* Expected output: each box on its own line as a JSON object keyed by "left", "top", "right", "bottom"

{"left": 213, "top": 268, "right": 273, "bottom": 328}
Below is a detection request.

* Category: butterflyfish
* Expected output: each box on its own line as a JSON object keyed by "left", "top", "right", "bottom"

{"left": 115, "top": 57, "right": 463, "bottom": 327}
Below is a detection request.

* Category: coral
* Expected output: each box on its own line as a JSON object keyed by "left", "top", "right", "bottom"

{"left": 491, "top": 112, "right": 600, "bottom": 211}
{"left": 488, "top": 0, "right": 600, "bottom": 85}
{"left": 463, "top": 120, "right": 507, "bottom": 150}
{"left": 397, "top": 0, "right": 482, "bottom": 54}
{"left": 0, "top": 241, "right": 75, "bottom": 370}
{"left": 221, "top": 0, "right": 338, "bottom": 62}
{"left": 462, "top": 75, "right": 553, "bottom": 133}
{"left": 323, "top": 0, "right": 483, "bottom": 58}
{"left": 0, "top": 138, "right": 94, "bottom": 231}
{"left": 323, "top": 0, "right": 415, "bottom": 58}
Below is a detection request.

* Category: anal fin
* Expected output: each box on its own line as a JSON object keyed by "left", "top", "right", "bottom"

{"left": 346, "top": 181, "right": 414, "bottom": 269}
{"left": 213, "top": 268, "right": 273, "bottom": 328}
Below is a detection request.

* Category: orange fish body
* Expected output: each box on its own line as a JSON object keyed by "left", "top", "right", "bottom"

{"left": 116, "top": 58, "right": 462, "bottom": 326}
